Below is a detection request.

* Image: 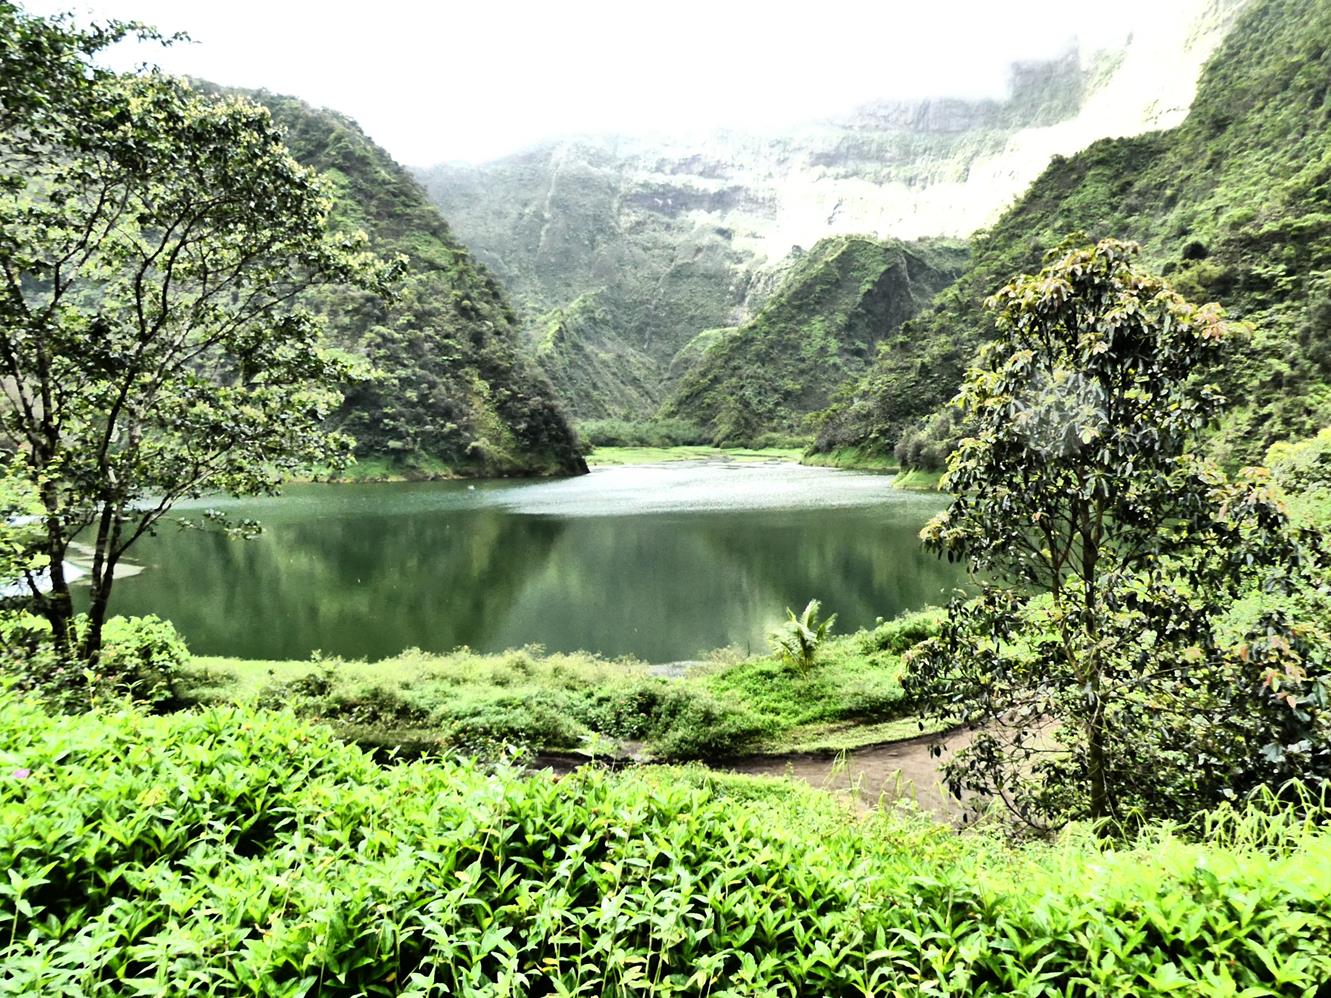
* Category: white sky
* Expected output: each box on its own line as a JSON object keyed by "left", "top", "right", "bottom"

{"left": 23, "top": 0, "right": 1160, "bottom": 165}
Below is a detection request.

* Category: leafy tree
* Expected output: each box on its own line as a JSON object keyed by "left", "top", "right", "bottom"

{"left": 770, "top": 599, "right": 837, "bottom": 672}
{"left": 0, "top": 5, "right": 396, "bottom": 667}
{"left": 909, "top": 239, "right": 1321, "bottom": 829}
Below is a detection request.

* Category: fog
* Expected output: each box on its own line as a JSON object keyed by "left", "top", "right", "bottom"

{"left": 27, "top": 0, "right": 1167, "bottom": 165}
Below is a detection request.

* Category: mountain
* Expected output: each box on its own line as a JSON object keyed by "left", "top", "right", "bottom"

{"left": 234, "top": 90, "right": 586, "bottom": 478}
{"left": 660, "top": 236, "right": 967, "bottom": 444}
{"left": 414, "top": 0, "right": 1246, "bottom": 421}
{"left": 813, "top": 0, "right": 1331, "bottom": 470}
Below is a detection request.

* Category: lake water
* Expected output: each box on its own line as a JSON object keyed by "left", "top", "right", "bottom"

{"left": 103, "top": 461, "right": 964, "bottom": 662}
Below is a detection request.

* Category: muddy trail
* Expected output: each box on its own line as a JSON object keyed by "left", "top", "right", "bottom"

{"left": 721, "top": 727, "right": 978, "bottom": 821}
{"left": 524, "top": 727, "right": 979, "bottom": 822}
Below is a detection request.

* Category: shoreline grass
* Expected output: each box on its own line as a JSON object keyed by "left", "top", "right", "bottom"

{"left": 585, "top": 444, "right": 806, "bottom": 467}
{"left": 179, "top": 611, "right": 944, "bottom": 762}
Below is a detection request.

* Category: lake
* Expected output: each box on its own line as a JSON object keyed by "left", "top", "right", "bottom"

{"left": 103, "top": 461, "right": 964, "bottom": 662}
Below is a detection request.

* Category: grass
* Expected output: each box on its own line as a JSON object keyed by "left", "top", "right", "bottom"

{"left": 178, "top": 610, "right": 945, "bottom": 762}
{"left": 585, "top": 445, "right": 805, "bottom": 467}
{"left": 892, "top": 467, "right": 946, "bottom": 491}
{"left": 800, "top": 445, "right": 900, "bottom": 472}
{"left": 5, "top": 692, "right": 1331, "bottom": 995}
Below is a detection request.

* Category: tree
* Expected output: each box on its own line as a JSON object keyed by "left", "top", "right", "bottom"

{"left": 0, "top": 5, "right": 397, "bottom": 668}
{"left": 908, "top": 239, "right": 1318, "bottom": 829}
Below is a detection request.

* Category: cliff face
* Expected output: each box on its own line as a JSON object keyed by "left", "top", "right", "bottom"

{"left": 413, "top": 0, "right": 1247, "bottom": 421}
{"left": 815, "top": 0, "right": 1331, "bottom": 468}
{"left": 240, "top": 92, "right": 586, "bottom": 477}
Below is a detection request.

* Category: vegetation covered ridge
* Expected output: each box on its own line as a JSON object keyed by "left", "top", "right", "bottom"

{"left": 813, "top": 0, "right": 1331, "bottom": 470}
{"left": 228, "top": 88, "right": 587, "bottom": 479}
{"left": 4, "top": 691, "right": 1331, "bottom": 995}
{"left": 661, "top": 236, "right": 967, "bottom": 446}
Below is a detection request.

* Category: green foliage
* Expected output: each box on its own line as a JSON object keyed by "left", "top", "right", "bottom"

{"left": 0, "top": 458, "right": 47, "bottom": 587}
{"left": 0, "top": 612, "right": 187, "bottom": 711}
{"left": 769, "top": 599, "right": 838, "bottom": 672}
{"left": 531, "top": 292, "right": 663, "bottom": 419}
{"left": 662, "top": 236, "right": 967, "bottom": 445}
{"left": 4, "top": 693, "right": 1331, "bottom": 994}
{"left": 861, "top": 607, "right": 944, "bottom": 656}
{"left": 910, "top": 241, "right": 1328, "bottom": 827}
{"left": 0, "top": 6, "right": 399, "bottom": 665}
{"left": 815, "top": 0, "right": 1331, "bottom": 470}
{"left": 179, "top": 620, "right": 935, "bottom": 759}
{"left": 184, "top": 647, "right": 771, "bottom": 761}
{"left": 246, "top": 91, "right": 586, "bottom": 479}
{"left": 577, "top": 417, "right": 708, "bottom": 448}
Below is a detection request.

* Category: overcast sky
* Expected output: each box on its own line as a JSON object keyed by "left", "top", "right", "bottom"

{"left": 24, "top": 0, "right": 1160, "bottom": 166}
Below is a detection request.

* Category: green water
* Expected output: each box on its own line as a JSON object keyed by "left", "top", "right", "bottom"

{"left": 104, "top": 462, "right": 963, "bottom": 662}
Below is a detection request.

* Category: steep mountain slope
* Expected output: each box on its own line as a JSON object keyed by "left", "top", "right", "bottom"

{"left": 814, "top": 0, "right": 1331, "bottom": 469}
{"left": 415, "top": 0, "right": 1246, "bottom": 420}
{"left": 661, "top": 237, "right": 967, "bottom": 444}
{"left": 236, "top": 91, "right": 586, "bottom": 477}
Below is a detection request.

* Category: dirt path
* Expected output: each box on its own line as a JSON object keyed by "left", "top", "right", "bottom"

{"left": 722, "top": 727, "right": 979, "bottom": 821}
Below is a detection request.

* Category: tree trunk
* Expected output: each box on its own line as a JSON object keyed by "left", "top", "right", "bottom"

{"left": 1087, "top": 671, "right": 1109, "bottom": 822}
{"left": 39, "top": 501, "right": 75, "bottom": 664}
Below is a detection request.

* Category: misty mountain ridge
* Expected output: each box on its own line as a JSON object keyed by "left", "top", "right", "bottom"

{"left": 412, "top": 0, "right": 1248, "bottom": 422}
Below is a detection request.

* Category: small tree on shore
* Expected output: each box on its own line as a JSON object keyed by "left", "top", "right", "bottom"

{"left": 0, "top": 5, "right": 397, "bottom": 669}
{"left": 909, "top": 239, "right": 1318, "bottom": 829}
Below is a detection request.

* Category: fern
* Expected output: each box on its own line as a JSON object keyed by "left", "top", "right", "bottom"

{"left": 770, "top": 599, "right": 837, "bottom": 672}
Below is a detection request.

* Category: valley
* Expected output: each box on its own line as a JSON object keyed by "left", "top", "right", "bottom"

{"left": 5, "top": 0, "right": 1331, "bottom": 992}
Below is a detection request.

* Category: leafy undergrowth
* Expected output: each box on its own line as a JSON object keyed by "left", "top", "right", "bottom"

{"left": 179, "top": 613, "right": 943, "bottom": 761}
{"left": 3, "top": 693, "right": 1330, "bottom": 996}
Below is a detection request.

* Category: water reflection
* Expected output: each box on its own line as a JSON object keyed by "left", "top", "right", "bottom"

{"left": 103, "top": 464, "right": 963, "bottom": 661}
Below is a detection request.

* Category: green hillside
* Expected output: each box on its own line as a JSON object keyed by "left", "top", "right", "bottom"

{"left": 530, "top": 291, "right": 662, "bottom": 420}
{"left": 814, "top": 0, "right": 1331, "bottom": 469}
{"left": 661, "top": 237, "right": 967, "bottom": 445}
{"left": 236, "top": 91, "right": 587, "bottom": 478}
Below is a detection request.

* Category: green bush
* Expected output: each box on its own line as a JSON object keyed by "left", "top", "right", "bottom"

{"left": 577, "top": 417, "right": 707, "bottom": 448}
{"left": 861, "top": 607, "right": 944, "bottom": 655}
{"left": 574, "top": 680, "right": 672, "bottom": 740}
{"left": 2, "top": 693, "right": 1331, "bottom": 995}
{"left": 0, "top": 611, "right": 186, "bottom": 710}
{"left": 645, "top": 687, "right": 771, "bottom": 759}
{"left": 436, "top": 691, "right": 585, "bottom": 755}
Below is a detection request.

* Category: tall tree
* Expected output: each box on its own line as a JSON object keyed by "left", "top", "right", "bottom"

{"left": 0, "top": 4, "right": 396, "bottom": 666}
{"left": 910, "top": 239, "right": 1318, "bottom": 828}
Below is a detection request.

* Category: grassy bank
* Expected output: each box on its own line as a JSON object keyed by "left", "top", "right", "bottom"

{"left": 800, "top": 448, "right": 946, "bottom": 491}
{"left": 585, "top": 445, "right": 805, "bottom": 467}
{"left": 891, "top": 467, "right": 946, "bottom": 491}
{"left": 178, "top": 612, "right": 943, "bottom": 761}
{"left": 800, "top": 445, "right": 900, "bottom": 473}
{"left": 4, "top": 692, "right": 1330, "bottom": 995}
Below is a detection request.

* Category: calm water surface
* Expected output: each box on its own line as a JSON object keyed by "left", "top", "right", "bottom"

{"left": 104, "top": 462, "right": 963, "bottom": 662}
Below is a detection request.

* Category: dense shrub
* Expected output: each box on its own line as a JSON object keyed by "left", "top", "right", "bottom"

{"left": 182, "top": 635, "right": 921, "bottom": 761}
{"left": 860, "top": 607, "right": 944, "bottom": 655}
{"left": 644, "top": 687, "right": 772, "bottom": 760}
{"left": 577, "top": 417, "right": 708, "bottom": 448}
{"left": 0, "top": 612, "right": 186, "bottom": 710}
{"left": 436, "top": 691, "right": 585, "bottom": 755}
{"left": 3, "top": 694, "right": 1331, "bottom": 995}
